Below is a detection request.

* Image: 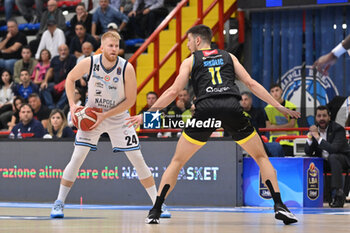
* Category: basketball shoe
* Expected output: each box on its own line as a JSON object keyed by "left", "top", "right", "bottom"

{"left": 274, "top": 203, "right": 298, "bottom": 225}
{"left": 145, "top": 207, "right": 161, "bottom": 224}
{"left": 160, "top": 204, "right": 171, "bottom": 218}
{"left": 50, "top": 200, "right": 64, "bottom": 218}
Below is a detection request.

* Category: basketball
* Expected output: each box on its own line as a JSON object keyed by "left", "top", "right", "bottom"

{"left": 73, "top": 107, "right": 102, "bottom": 131}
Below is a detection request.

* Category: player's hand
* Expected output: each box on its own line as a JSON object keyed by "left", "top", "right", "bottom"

{"left": 313, "top": 52, "right": 338, "bottom": 75}
{"left": 89, "top": 109, "right": 105, "bottom": 130}
{"left": 276, "top": 106, "right": 300, "bottom": 119}
{"left": 126, "top": 114, "right": 143, "bottom": 128}
{"left": 70, "top": 104, "right": 82, "bottom": 128}
{"left": 309, "top": 125, "right": 318, "bottom": 133}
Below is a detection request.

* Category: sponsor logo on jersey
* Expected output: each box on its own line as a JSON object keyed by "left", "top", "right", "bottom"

{"left": 104, "top": 75, "right": 110, "bottom": 82}
{"left": 113, "top": 77, "right": 119, "bottom": 83}
{"left": 95, "top": 82, "right": 104, "bottom": 88}
{"left": 108, "top": 86, "right": 117, "bottom": 90}
{"left": 203, "top": 49, "right": 218, "bottom": 56}
{"left": 206, "top": 86, "right": 230, "bottom": 93}
{"left": 95, "top": 89, "right": 102, "bottom": 96}
{"left": 95, "top": 98, "right": 116, "bottom": 108}
{"left": 281, "top": 65, "right": 338, "bottom": 125}
{"left": 117, "top": 67, "right": 121, "bottom": 75}
{"left": 93, "top": 74, "right": 103, "bottom": 80}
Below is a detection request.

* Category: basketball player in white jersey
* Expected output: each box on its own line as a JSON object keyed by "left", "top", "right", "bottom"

{"left": 50, "top": 31, "right": 170, "bottom": 218}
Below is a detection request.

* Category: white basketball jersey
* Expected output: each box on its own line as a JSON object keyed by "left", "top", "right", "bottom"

{"left": 85, "top": 54, "right": 127, "bottom": 113}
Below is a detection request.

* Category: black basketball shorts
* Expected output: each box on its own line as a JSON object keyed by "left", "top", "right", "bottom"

{"left": 183, "top": 96, "right": 256, "bottom": 145}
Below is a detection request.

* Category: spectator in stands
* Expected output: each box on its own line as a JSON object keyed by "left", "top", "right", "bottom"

{"left": 9, "top": 103, "right": 45, "bottom": 138}
{"left": 0, "top": 19, "right": 27, "bottom": 74}
{"left": 15, "top": 0, "right": 47, "bottom": 23}
{"left": 38, "top": 0, "right": 66, "bottom": 37}
{"left": 264, "top": 84, "right": 298, "bottom": 156}
{"left": 305, "top": 105, "right": 350, "bottom": 208}
{"left": 241, "top": 91, "right": 284, "bottom": 157}
{"left": 29, "top": 0, "right": 66, "bottom": 55}
{"left": 0, "top": 70, "right": 14, "bottom": 129}
{"left": 35, "top": 19, "right": 66, "bottom": 60}
{"left": 7, "top": 96, "right": 25, "bottom": 131}
{"left": 138, "top": 91, "right": 159, "bottom": 137}
{"left": 4, "top": 0, "right": 15, "bottom": 21}
{"left": 28, "top": 93, "right": 51, "bottom": 128}
{"left": 77, "top": 41, "right": 95, "bottom": 63}
{"left": 68, "top": 2, "right": 93, "bottom": 37}
{"left": 240, "top": 91, "right": 266, "bottom": 131}
{"left": 40, "top": 44, "right": 76, "bottom": 109}
{"left": 64, "top": 87, "right": 84, "bottom": 128}
{"left": 13, "top": 46, "right": 38, "bottom": 84}
{"left": 120, "top": 0, "right": 134, "bottom": 15}
{"left": 91, "top": 0, "right": 129, "bottom": 41}
{"left": 128, "top": 0, "right": 168, "bottom": 38}
{"left": 32, "top": 49, "right": 51, "bottom": 85}
{"left": 167, "top": 89, "right": 192, "bottom": 122}
{"left": 69, "top": 23, "right": 98, "bottom": 58}
{"left": 44, "top": 109, "right": 75, "bottom": 138}
{"left": 12, "top": 69, "right": 39, "bottom": 100}
{"left": 94, "top": 23, "right": 126, "bottom": 57}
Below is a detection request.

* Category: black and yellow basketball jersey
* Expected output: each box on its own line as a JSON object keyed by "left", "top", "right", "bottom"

{"left": 190, "top": 49, "right": 241, "bottom": 103}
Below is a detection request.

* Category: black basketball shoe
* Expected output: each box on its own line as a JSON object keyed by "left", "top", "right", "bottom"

{"left": 145, "top": 208, "right": 161, "bottom": 224}
{"left": 274, "top": 203, "right": 298, "bottom": 225}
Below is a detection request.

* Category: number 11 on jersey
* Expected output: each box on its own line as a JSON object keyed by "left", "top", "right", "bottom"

{"left": 209, "top": 67, "right": 222, "bottom": 85}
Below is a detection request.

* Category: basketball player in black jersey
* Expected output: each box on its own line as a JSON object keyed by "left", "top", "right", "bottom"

{"left": 127, "top": 24, "right": 300, "bottom": 225}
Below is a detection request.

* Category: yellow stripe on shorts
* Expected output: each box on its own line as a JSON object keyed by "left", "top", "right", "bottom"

{"left": 182, "top": 131, "right": 207, "bottom": 146}
{"left": 235, "top": 130, "right": 257, "bottom": 145}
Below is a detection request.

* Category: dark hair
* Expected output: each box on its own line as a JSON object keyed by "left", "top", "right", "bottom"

{"left": 19, "top": 103, "right": 34, "bottom": 114}
{"left": 147, "top": 91, "right": 158, "bottom": 98}
{"left": 76, "top": 2, "right": 86, "bottom": 9}
{"left": 20, "top": 68, "right": 29, "bottom": 74}
{"left": 13, "top": 96, "right": 25, "bottom": 112}
{"left": 241, "top": 91, "right": 252, "bottom": 99}
{"left": 75, "top": 22, "right": 86, "bottom": 30}
{"left": 187, "top": 24, "right": 212, "bottom": 44}
{"left": 28, "top": 93, "right": 40, "bottom": 100}
{"left": 22, "top": 45, "right": 31, "bottom": 52}
{"left": 0, "top": 69, "right": 13, "bottom": 87}
{"left": 39, "top": 49, "right": 52, "bottom": 62}
{"left": 269, "top": 83, "right": 282, "bottom": 91}
{"left": 316, "top": 105, "right": 330, "bottom": 116}
{"left": 7, "top": 18, "right": 18, "bottom": 25}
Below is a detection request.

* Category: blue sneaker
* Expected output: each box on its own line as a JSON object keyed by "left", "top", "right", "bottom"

{"left": 50, "top": 200, "right": 64, "bottom": 218}
{"left": 160, "top": 204, "right": 171, "bottom": 218}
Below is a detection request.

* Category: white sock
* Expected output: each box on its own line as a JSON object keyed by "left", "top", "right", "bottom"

{"left": 57, "top": 184, "right": 71, "bottom": 203}
{"left": 146, "top": 185, "right": 157, "bottom": 205}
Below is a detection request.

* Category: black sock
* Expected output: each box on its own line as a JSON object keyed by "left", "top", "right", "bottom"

{"left": 152, "top": 184, "right": 170, "bottom": 211}
{"left": 265, "top": 179, "right": 283, "bottom": 205}
{"left": 153, "top": 196, "right": 164, "bottom": 211}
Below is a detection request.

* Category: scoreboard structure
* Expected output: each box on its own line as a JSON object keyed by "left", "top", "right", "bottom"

{"left": 238, "top": 0, "right": 350, "bottom": 10}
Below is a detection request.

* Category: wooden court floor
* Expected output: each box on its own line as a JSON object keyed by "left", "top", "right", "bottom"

{"left": 1, "top": 206, "right": 350, "bottom": 233}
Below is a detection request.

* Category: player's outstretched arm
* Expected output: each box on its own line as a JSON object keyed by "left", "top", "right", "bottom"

{"left": 66, "top": 57, "right": 91, "bottom": 116}
{"left": 126, "top": 57, "right": 192, "bottom": 128}
{"left": 231, "top": 54, "right": 300, "bottom": 119}
{"left": 313, "top": 34, "right": 350, "bottom": 75}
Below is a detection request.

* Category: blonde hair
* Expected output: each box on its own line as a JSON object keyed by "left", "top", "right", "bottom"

{"left": 101, "top": 31, "right": 121, "bottom": 43}
{"left": 47, "top": 109, "right": 68, "bottom": 138}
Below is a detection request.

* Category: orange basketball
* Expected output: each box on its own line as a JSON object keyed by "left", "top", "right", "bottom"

{"left": 73, "top": 107, "right": 102, "bottom": 131}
